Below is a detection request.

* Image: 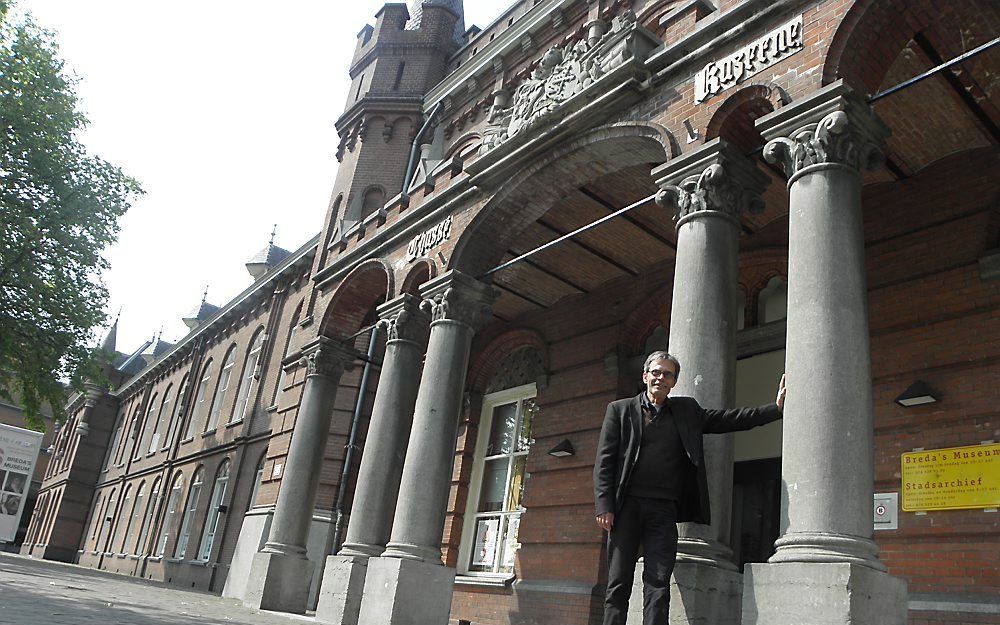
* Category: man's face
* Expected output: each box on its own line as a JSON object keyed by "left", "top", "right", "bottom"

{"left": 642, "top": 358, "right": 678, "bottom": 401}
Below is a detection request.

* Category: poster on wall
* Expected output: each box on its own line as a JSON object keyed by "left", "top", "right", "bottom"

{"left": 901, "top": 442, "right": 1000, "bottom": 512}
{"left": 0, "top": 423, "right": 44, "bottom": 543}
{"left": 471, "top": 518, "right": 499, "bottom": 566}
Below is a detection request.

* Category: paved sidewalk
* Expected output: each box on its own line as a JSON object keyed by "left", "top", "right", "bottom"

{"left": 0, "top": 552, "right": 310, "bottom": 625}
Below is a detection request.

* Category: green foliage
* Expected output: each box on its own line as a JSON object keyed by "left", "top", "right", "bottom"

{"left": 0, "top": 8, "right": 142, "bottom": 428}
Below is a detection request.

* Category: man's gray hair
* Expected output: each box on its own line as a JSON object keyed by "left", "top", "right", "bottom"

{"left": 644, "top": 351, "right": 681, "bottom": 378}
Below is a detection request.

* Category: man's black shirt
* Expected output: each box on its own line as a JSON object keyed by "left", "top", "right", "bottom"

{"left": 626, "top": 396, "right": 696, "bottom": 501}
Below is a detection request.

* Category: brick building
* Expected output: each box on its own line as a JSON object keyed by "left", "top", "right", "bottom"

{"left": 23, "top": 0, "right": 999, "bottom": 624}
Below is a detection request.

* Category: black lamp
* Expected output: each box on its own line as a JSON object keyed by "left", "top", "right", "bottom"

{"left": 895, "top": 380, "right": 938, "bottom": 407}
{"left": 548, "top": 439, "right": 575, "bottom": 457}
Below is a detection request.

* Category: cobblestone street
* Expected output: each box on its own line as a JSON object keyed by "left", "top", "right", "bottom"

{"left": 0, "top": 553, "right": 308, "bottom": 625}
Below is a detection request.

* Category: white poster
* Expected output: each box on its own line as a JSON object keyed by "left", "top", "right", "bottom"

{"left": 471, "top": 518, "right": 499, "bottom": 566}
{"left": 0, "top": 423, "right": 44, "bottom": 543}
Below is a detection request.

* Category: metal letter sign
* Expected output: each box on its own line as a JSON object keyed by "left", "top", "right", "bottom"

{"left": 0, "top": 423, "right": 44, "bottom": 542}
{"left": 901, "top": 442, "right": 1000, "bottom": 511}
{"left": 693, "top": 15, "right": 804, "bottom": 104}
{"left": 406, "top": 215, "right": 453, "bottom": 262}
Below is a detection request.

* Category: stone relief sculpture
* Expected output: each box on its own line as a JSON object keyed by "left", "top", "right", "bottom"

{"left": 481, "top": 11, "right": 658, "bottom": 153}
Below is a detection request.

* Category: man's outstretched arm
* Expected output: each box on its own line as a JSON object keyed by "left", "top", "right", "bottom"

{"left": 702, "top": 374, "right": 786, "bottom": 433}
{"left": 594, "top": 402, "right": 621, "bottom": 531}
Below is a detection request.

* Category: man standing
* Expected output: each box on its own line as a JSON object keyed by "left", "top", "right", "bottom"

{"left": 594, "top": 350, "right": 785, "bottom": 625}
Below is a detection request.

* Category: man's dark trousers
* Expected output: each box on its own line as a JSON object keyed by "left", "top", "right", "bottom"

{"left": 603, "top": 496, "right": 678, "bottom": 625}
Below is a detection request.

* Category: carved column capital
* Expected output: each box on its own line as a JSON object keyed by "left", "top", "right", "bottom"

{"left": 652, "top": 138, "right": 768, "bottom": 226}
{"left": 756, "top": 80, "right": 889, "bottom": 182}
{"left": 418, "top": 270, "right": 497, "bottom": 331}
{"left": 376, "top": 293, "right": 431, "bottom": 346}
{"left": 299, "top": 337, "right": 355, "bottom": 379}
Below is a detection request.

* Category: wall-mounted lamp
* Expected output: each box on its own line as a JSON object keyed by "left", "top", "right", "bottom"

{"left": 895, "top": 380, "right": 938, "bottom": 407}
{"left": 548, "top": 439, "right": 575, "bottom": 457}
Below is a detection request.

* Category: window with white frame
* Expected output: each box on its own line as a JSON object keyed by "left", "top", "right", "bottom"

{"left": 148, "top": 385, "right": 172, "bottom": 454}
{"left": 231, "top": 330, "right": 264, "bottom": 423}
{"left": 247, "top": 452, "right": 265, "bottom": 511}
{"left": 164, "top": 375, "right": 189, "bottom": 449}
{"left": 112, "top": 485, "right": 133, "bottom": 553}
{"left": 135, "top": 477, "right": 160, "bottom": 555}
{"left": 272, "top": 303, "right": 301, "bottom": 406}
{"left": 135, "top": 395, "right": 157, "bottom": 459}
{"left": 156, "top": 473, "right": 184, "bottom": 557}
{"left": 206, "top": 347, "right": 237, "bottom": 430}
{"left": 185, "top": 360, "right": 213, "bottom": 439}
{"left": 459, "top": 383, "right": 537, "bottom": 576}
{"left": 99, "top": 488, "right": 117, "bottom": 552}
{"left": 173, "top": 467, "right": 204, "bottom": 558}
{"left": 197, "top": 460, "right": 230, "bottom": 561}
{"left": 121, "top": 482, "right": 144, "bottom": 553}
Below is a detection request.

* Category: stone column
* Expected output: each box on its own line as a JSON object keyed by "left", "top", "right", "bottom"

{"left": 316, "top": 294, "right": 430, "bottom": 625}
{"left": 244, "top": 337, "right": 355, "bottom": 614}
{"left": 357, "top": 270, "right": 495, "bottom": 625}
{"left": 640, "top": 139, "right": 767, "bottom": 625}
{"left": 742, "top": 81, "right": 906, "bottom": 625}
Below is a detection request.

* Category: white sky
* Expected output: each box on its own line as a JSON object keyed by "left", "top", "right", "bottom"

{"left": 18, "top": 0, "right": 511, "bottom": 356}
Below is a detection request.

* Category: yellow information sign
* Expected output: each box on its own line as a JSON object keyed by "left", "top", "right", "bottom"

{"left": 901, "top": 443, "right": 1000, "bottom": 511}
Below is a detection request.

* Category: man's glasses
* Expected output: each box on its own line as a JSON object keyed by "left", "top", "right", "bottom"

{"left": 646, "top": 369, "right": 675, "bottom": 380}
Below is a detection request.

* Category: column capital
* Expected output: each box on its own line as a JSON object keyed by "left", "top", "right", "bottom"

{"left": 299, "top": 337, "right": 356, "bottom": 379}
{"left": 418, "top": 270, "right": 497, "bottom": 331}
{"left": 652, "top": 138, "right": 768, "bottom": 226}
{"left": 756, "top": 80, "right": 889, "bottom": 182}
{"left": 376, "top": 293, "right": 431, "bottom": 347}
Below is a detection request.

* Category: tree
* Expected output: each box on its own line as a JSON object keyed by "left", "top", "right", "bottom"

{"left": 0, "top": 5, "right": 143, "bottom": 428}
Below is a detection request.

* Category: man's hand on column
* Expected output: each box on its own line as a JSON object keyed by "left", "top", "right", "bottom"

{"left": 776, "top": 373, "right": 787, "bottom": 412}
{"left": 596, "top": 512, "right": 614, "bottom": 531}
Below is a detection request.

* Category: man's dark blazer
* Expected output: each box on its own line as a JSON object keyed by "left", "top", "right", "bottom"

{"left": 594, "top": 393, "right": 781, "bottom": 525}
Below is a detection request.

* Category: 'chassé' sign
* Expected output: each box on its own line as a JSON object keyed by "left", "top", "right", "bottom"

{"left": 901, "top": 443, "right": 1000, "bottom": 512}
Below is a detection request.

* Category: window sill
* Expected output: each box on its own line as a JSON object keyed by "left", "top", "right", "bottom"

{"left": 190, "top": 559, "right": 209, "bottom": 567}
{"left": 266, "top": 404, "right": 278, "bottom": 413}
{"left": 180, "top": 437, "right": 194, "bottom": 445}
{"left": 201, "top": 430, "right": 216, "bottom": 438}
{"left": 146, "top": 451, "right": 157, "bottom": 458}
{"left": 146, "top": 556, "right": 162, "bottom": 563}
{"left": 454, "top": 574, "right": 515, "bottom": 588}
{"left": 226, "top": 419, "right": 243, "bottom": 429}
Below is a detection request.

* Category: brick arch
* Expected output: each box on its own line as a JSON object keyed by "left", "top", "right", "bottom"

{"left": 823, "top": 0, "right": 1000, "bottom": 94}
{"left": 622, "top": 287, "right": 673, "bottom": 358}
{"left": 399, "top": 259, "right": 436, "bottom": 295}
{"left": 466, "top": 328, "right": 549, "bottom": 394}
{"left": 320, "top": 258, "right": 392, "bottom": 341}
{"left": 704, "top": 83, "right": 789, "bottom": 154}
{"left": 450, "top": 121, "right": 676, "bottom": 276}
{"left": 444, "top": 131, "right": 482, "bottom": 162}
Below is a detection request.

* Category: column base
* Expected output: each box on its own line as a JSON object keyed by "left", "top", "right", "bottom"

{"left": 742, "top": 562, "right": 907, "bottom": 625}
{"left": 357, "top": 557, "right": 455, "bottom": 625}
{"left": 628, "top": 559, "right": 743, "bottom": 624}
{"left": 316, "top": 555, "right": 368, "bottom": 625}
{"left": 243, "top": 550, "right": 315, "bottom": 614}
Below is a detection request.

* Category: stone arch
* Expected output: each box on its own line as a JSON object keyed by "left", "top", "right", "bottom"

{"left": 704, "top": 83, "right": 789, "bottom": 155}
{"left": 320, "top": 258, "right": 392, "bottom": 341}
{"left": 444, "top": 131, "right": 482, "bottom": 162}
{"left": 467, "top": 328, "right": 549, "bottom": 394}
{"left": 622, "top": 285, "right": 673, "bottom": 358}
{"left": 361, "top": 186, "right": 386, "bottom": 218}
{"left": 399, "top": 259, "right": 435, "bottom": 295}
{"left": 450, "top": 121, "right": 676, "bottom": 277}
{"left": 822, "top": 0, "right": 1000, "bottom": 94}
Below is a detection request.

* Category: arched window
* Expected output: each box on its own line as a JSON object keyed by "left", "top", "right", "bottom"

{"left": 147, "top": 385, "right": 173, "bottom": 454}
{"left": 135, "top": 395, "right": 157, "bottom": 459}
{"left": 273, "top": 303, "right": 302, "bottom": 406}
{"left": 111, "top": 485, "right": 133, "bottom": 553}
{"left": 231, "top": 330, "right": 265, "bottom": 423}
{"left": 135, "top": 476, "right": 161, "bottom": 556}
{"left": 164, "top": 374, "right": 189, "bottom": 449}
{"left": 757, "top": 276, "right": 788, "bottom": 325}
{"left": 247, "top": 452, "right": 266, "bottom": 511}
{"left": 120, "top": 481, "right": 145, "bottom": 553}
{"left": 206, "top": 346, "right": 237, "bottom": 430}
{"left": 459, "top": 383, "right": 537, "bottom": 576}
{"left": 185, "top": 360, "right": 214, "bottom": 440}
{"left": 173, "top": 467, "right": 204, "bottom": 559}
{"left": 361, "top": 187, "right": 385, "bottom": 218}
{"left": 197, "top": 460, "right": 231, "bottom": 561}
{"left": 156, "top": 472, "right": 185, "bottom": 557}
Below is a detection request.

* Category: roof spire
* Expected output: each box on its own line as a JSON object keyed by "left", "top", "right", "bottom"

{"left": 269, "top": 224, "right": 278, "bottom": 247}
{"left": 201, "top": 285, "right": 209, "bottom": 304}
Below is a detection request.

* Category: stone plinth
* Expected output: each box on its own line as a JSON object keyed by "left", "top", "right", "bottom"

{"left": 243, "top": 551, "right": 313, "bottom": 614}
{"left": 742, "top": 562, "right": 907, "bottom": 625}
{"left": 628, "top": 560, "right": 743, "bottom": 625}
{"left": 357, "top": 557, "right": 456, "bottom": 625}
{"left": 316, "top": 555, "right": 368, "bottom": 624}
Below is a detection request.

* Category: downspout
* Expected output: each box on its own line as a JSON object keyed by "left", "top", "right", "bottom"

{"left": 400, "top": 102, "right": 443, "bottom": 204}
{"left": 329, "top": 325, "right": 382, "bottom": 556}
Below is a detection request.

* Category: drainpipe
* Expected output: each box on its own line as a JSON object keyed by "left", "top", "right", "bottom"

{"left": 330, "top": 325, "right": 381, "bottom": 556}
{"left": 400, "top": 102, "right": 443, "bottom": 204}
